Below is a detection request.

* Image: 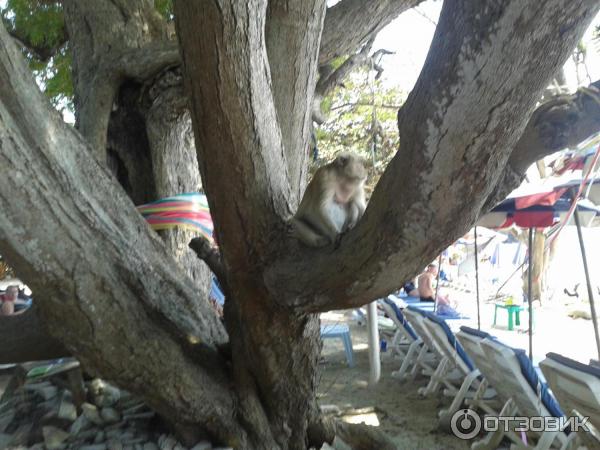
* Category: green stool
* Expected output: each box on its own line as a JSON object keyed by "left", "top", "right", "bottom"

{"left": 493, "top": 304, "right": 524, "bottom": 331}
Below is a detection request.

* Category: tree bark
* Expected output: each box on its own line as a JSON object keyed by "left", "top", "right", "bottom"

{"left": 266, "top": 0, "right": 326, "bottom": 201}
{"left": 63, "top": 0, "right": 173, "bottom": 159}
{"left": 0, "top": 22, "right": 243, "bottom": 444}
{"left": 319, "top": 0, "right": 424, "bottom": 65}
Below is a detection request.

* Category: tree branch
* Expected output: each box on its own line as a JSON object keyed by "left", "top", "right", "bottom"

{"left": 174, "top": 0, "right": 293, "bottom": 276}
{"left": 0, "top": 20, "right": 242, "bottom": 441}
{"left": 266, "top": 0, "right": 327, "bottom": 202}
{"left": 63, "top": 0, "right": 171, "bottom": 160}
{"left": 189, "top": 237, "right": 227, "bottom": 288}
{"left": 266, "top": 0, "right": 600, "bottom": 313}
{"left": 3, "top": 22, "right": 68, "bottom": 62}
{"left": 319, "top": 0, "right": 424, "bottom": 65}
{"left": 483, "top": 80, "right": 600, "bottom": 211}
{"left": 313, "top": 38, "right": 394, "bottom": 124}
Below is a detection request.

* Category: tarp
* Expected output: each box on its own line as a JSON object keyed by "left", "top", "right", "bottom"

{"left": 137, "top": 192, "right": 214, "bottom": 244}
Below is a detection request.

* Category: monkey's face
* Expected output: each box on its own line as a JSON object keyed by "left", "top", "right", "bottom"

{"left": 335, "top": 176, "right": 364, "bottom": 203}
{"left": 332, "top": 152, "right": 367, "bottom": 203}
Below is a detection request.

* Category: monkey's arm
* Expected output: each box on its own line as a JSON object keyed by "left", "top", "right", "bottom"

{"left": 344, "top": 191, "right": 366, "bottom": 231}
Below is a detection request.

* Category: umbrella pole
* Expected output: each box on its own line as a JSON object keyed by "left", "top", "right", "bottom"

{"left": 367, "top": 301, "right": 381, "bottom": 385}
{"left": 434, "top": 254, "right": 443, "bottom": 313}
{"left": 573, "top": 207, "right": 600, "bottom": 362}
{"left": 528, "top": 227, "right": 534, "bottom": 361}
{"left": 474, "top": 226, "right": 481, "bottom": 330}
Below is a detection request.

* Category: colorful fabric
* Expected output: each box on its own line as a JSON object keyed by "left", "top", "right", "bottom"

{"left": 137, "top": 193, "right": 214, "bottom": 244}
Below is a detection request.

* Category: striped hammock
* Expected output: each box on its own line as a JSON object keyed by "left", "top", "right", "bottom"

{"left": 137, "top": 193, "right": 214, "bottom": 244}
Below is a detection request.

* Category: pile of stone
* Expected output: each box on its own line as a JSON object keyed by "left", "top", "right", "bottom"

{"left": 0, "top": 368, "right": 229, "bottom": 450}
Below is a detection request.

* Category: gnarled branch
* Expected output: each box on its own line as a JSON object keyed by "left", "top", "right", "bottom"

{"left": 266, "top": 0, "right": 600, "bottom": 314}
{"left": 266, "top": 0, "right": 326, "bottom": 201}
{"left": 0, "top": 19, "right": 240, "bottom": 442}
{"left": 319, "top": 0, "right": 424, "bottom": 65}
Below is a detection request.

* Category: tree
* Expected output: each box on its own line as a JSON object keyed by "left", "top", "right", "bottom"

{"left": 1, "top": 1, "right": 600, "bottom": 449}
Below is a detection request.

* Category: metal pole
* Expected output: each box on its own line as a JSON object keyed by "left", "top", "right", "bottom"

{"left": 573, "top": 207, "right": 600, "bottom": 362}
{"left": 527, "top": 227, "right": 534, "bottom": 361}
{"left": 366, "top": 301, "right": 381, "bottom": 385}
{"left": 474, "top": 226, "right": 481, "bottom": 330}
{"left": 434, "top": 254, "right": 443, "bottom": 313}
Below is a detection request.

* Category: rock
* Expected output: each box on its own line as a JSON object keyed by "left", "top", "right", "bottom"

{"left": 172, "top": 445, "right": 187, "bottom": 450}
{"left": 79, "top": 445, "right": 108, "bottom": 450}
{"left": 123, "top": 411, "right": 154, "bottom": 422}
{"left": 107, "top": 440, "right": 124, "bottom": 450}
{"left": 118, "top": 430, "right": 135, "bottom": 441}
{"left": 29, "top": 443, "right": 45, "bottom": 450}
{"left": 134, "top": 444, "right": 143, "bottom": 450}
{"left": 121, "top": 403, "right": 147, "bottom": 416}
{"left": 143, "top": 443, "right": 160, "bottom": 450}
{"left": 43, "top": 426, "right": 70, "bottom": 450}
{"left": 82, "top": 402, "right": 104, "bottom": 426}
{"left": 331, "top": 436, "right": 352, "bottom": 450}
{"left": 95, "top": 430, "right": 107, "bottom": 443}
{"left": 319, "top": 404, "right": 342, "bottom": 416}
{"left": 58, "top": 396, "right": 77, "bottom": 422}
{"left": 25, "top": 383, "right": 58, "bottom": 401}
{"left": 89, "top": 379, "right": 121, "bottom": 407}
{"left": 158, "top": 434, "right": 178, "bottom": 450}
{"left": 101, "top": 407, "right": 121, "bottom": 424}
{"left": 190, "top": 441, "right": 212, "bottom": 450}
{"left": 122, "top": 437, "right": 146, "bottom": 445}
{"left": 0, "top": 409, "right": 15, "bottom": 433}
{"left": 70, "top": 414, "right": 92, "bottom": 435}
{"left": 0, "top": 433, "right": 12, "bottom": 449}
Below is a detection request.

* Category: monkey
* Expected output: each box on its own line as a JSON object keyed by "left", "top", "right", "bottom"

{"left": 291, "top": 152, "right": 367, "bottom": 248}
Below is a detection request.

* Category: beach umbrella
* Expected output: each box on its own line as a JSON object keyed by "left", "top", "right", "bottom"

{"left": 478, "top": 186, "right": 600, "bottom": 360}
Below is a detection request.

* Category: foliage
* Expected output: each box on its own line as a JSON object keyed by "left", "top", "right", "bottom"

{"left": 1, "top": 0, "right": 72, "bottom": 111}
{"left": 315, "top": 68, "right": 405, "bottom": 195}
{"left": 154, "top": 0, "right": 173, "bottom": 20}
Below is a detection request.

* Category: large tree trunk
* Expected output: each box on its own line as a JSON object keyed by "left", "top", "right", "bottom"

{"left": 174, "top": 0, "right": 599, "bottom": 448}
{"left": 66, "top": 0, "right": 212, "bottom": 301}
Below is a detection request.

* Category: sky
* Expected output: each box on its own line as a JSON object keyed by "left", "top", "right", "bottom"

{"left": 373, "top": 0, "right": 600, "bottom": 94}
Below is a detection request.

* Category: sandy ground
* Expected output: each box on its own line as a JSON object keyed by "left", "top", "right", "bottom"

{"left": 318, "top": 287, "right": 600, "bottom": 449}
{"left": 319, "top": 310, "right": 470, "bottom": 450}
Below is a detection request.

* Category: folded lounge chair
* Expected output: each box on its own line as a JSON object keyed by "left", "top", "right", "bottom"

{"left": 404, "top": 307, "right": 470, "bottom": 406}
{"left": 540, "top": 352, "right": 600, "bottom": 448}
{"left": 455, "top": 327, "right": 502, "bottom": 416}
{"left": 460, "top": 336, "right": 570, "bottom": 450}
{"left": 402, "top": 307, "right": 441, "bottom": 382}
{"left": 419, "top": 315, "right": 484, "bottom": 425}
{"left": 379, "top": 298, "right": 426, "bottom": 380}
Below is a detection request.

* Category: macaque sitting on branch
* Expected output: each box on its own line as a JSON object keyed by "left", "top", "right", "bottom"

{"left": 291, "top": 152, "right": 367, "bottom": 247}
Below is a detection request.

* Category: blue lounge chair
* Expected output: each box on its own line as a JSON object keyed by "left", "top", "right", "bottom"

{"left": 540, "top": 353, "right": 600, "bottom": 448}
{"left": 459, "top": 335, "right": 570, "bottom": 450}
{"left": 419, "top": 313, "right": 484, "bottom": 425}
{"left": 379, "top": 298, "right": 428, "bottom": 380}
